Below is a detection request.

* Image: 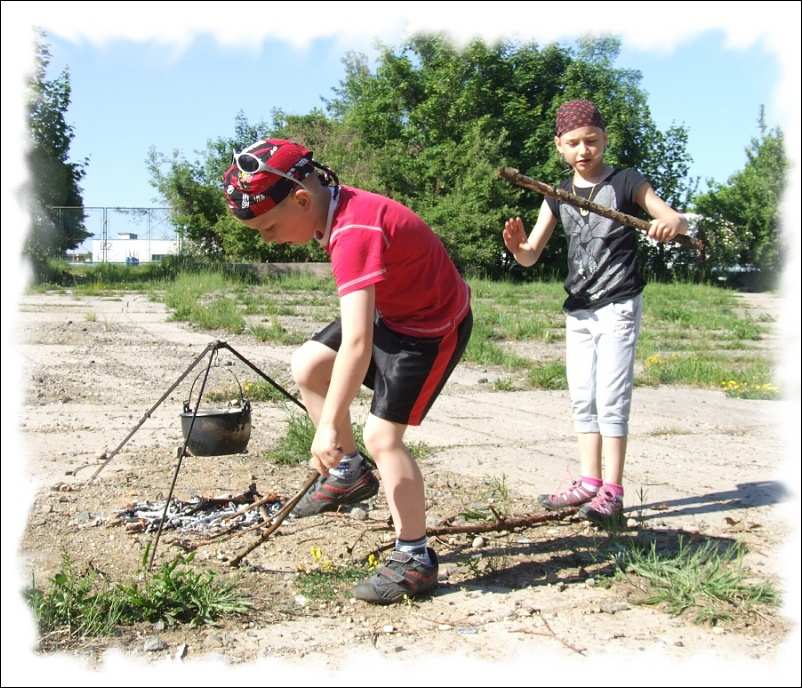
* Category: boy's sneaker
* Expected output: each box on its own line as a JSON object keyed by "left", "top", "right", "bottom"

{"left": 291, "top": 465, "right": 379, "bottom": 518}
{"left": 352, "top": 548, "right": 439, "bottom": 605}
{"left": 537, "top": 480, "right": 597, "bottom": 511}
{"left": 578, "top": 486, "right": 624, "bottom": 528}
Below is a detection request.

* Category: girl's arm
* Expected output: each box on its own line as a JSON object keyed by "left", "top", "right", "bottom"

{"left": 634, "top": 182, "right": 689, "bottom": 243}
{"left": 503, "top": 199, "right": 558, "bottom": 267}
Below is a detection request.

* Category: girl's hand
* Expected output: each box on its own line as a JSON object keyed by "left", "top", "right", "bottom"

{"left": 648, "top": 215, "right": 685, "bottom": 242}
{"left": 309, "top": 424, "right": 343, "bottom": 476}
{"left": 503, "top": 217, "right": 530, "bottom": 256}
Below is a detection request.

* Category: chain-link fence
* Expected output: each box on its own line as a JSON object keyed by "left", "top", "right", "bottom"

{"left": 54, "top": 207, "right": 181, "bottom": 264}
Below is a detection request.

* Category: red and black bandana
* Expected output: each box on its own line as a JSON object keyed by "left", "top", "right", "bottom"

{"left": 555, "top": 100, "right": 605, "bottom": 138}
{"left": 222, "top": 139, "right": 315, "bottom": 219}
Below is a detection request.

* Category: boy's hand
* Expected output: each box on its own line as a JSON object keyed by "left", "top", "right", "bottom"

{"left": 647, "top": 215, "right": 685, "bottom": 243}
{"left": 503, "top": 217, "right": 530, "bottom": 257}
{"left": 310, "top": 424, "right": 343, "bottom": 476}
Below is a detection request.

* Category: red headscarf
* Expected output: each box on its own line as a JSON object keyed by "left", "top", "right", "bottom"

{"left": 555, "top": 100, "right": 605, "bottom": 137}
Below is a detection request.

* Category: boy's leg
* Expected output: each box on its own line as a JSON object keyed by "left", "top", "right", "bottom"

{"left": 352, "top": 312, "right": 472, "bottom": 604}
{"left": 362, "top": 414, "right": 425, "bottom": 540}
{"left": 290, "top": 335, "right": 379, "bottom": 518}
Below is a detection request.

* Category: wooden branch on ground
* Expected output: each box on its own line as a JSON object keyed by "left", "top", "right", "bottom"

{"left": 356, "top": 507, "right": 577, "bottom": 556}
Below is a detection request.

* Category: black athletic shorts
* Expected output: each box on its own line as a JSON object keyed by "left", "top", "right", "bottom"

{"left": 310, "top": 310, "right": 473, "bottom": 426}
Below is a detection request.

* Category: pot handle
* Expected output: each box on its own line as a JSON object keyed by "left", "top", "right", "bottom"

{"left": 185, "top": 366, "right": 247, "bottom": 410}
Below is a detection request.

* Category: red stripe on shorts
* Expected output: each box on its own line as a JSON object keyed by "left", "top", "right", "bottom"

{"left": 407, "top": 325, "right": 458, "bottom": 426}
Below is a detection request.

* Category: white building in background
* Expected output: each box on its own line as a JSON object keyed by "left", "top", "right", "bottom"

{"left": 90, "top": 233, "right": 180, "bottom": 263}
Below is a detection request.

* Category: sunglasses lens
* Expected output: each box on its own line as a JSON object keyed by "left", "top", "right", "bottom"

{"left": 237, "top": 153, "right": 261, "bottom": 173}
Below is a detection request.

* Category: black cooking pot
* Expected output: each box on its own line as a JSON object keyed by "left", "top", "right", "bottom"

{"left": 180, "top": 368, "right": 251, "bottom": 456}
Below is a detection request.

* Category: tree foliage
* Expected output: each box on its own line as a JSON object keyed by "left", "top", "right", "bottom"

{"left": 25, "top": 32, "right": 89, "bottom": 275}
{"left": 149, "top": 35, "right": 726, "bottom": 279}
{"left": 693, "top": 108, "right": 787, "bottom": 280}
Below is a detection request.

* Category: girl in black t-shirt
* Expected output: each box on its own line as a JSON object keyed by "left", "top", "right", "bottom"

{"left": 502, "top": 99, "right": 688, "bottom": 526}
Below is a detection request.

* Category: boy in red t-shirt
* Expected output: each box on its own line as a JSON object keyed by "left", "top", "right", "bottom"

{"left": 223, "top": 139, "right": 472, "bottom": 604}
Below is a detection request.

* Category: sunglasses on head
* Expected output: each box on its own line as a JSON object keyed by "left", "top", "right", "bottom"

{"left": 232, "top": 146, "right": 309, "bottom": 189}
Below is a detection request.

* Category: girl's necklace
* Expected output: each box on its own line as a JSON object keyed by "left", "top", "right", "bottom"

{"left": 572, "top": 180, "right": 600, "bottom": 217}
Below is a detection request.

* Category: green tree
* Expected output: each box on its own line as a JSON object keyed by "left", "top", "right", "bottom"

{"left": 324, "top": 34, "right": 695, "bottom": 277}
{"left": 148, "top": 110, "right": 328, "bottom": 262}
{"left": 150, "top": 35, "right": 696, "bottom": 277}
{"left": 25, "top": 32, "right": 89, "bottom": 276}
{"left": 693, "top": 108, "right": 787, "bottom": 281}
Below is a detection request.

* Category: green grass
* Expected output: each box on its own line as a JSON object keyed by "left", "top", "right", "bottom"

{"left": 205, "top": 378, "right": 293, "bottom": 404}
{"left": 162, "top": 272, "right": 246, "bottom": 333}
{"left": 261, "top": 273, "right": 334, "bottom": 292}
{"left": 638, "top": 353, "right": 778, "bottom": 399}
{"left": 605, "top": 536, "right": 778, "bottom": 625}
{"left": 32, "top": 265, "right": 779, "bottom": 399}
{"left": 527, "top": 360, "right": 567, "bottom": 390}
{"left": 250, "top": 320, "right": 305, "bottom": 345}
{"left": 24, "top": 552, "right": 250, "bottom": 638}
{"left": 295, "top": 549, "right": 377, "bottom": 602}
{"left": 465, "top": 278, "right": 776, "bottom": 397}
{"left": 266, "top": 412, "right": 432, "bottom": 465}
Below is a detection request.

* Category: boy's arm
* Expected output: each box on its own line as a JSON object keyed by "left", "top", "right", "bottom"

{"left": 310, "top": 286, "right": 375, "bottom": 474}
{"left": 634, "top": 182, "right": 689, "bottom": 243}
{"left": 503, "top": 199, "right": 558, "bottom": 267}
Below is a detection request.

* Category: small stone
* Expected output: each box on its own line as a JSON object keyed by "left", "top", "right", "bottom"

{"left": 392, "top": 645, "right": 404, "bottom": 653}
{"left": 557, "top": 582, "right": 567, "bottom": 592}
{"left": 472, "top": 536, "right": 485, "bottom": 549}
{"left": 585, "top": 577, "right": 596, "bottom": 588}
{"left": 599, "top": 601, "right": 629, "bottom": 614}
{"left": 438, "top": 624, "right": 452, "bottom": 631}
{"left": 478, "top": 377, "right": 489, "bottom": 384}
{"left": 152, "top": 619, "right": 165, "bottom": 632}
{"left": 674, "top": 640, "right": 685, "bottom": 647}
{"left": 174, "top": 643, "right": 188, "bottom": 661}
{"left": 626, "top": 518, "right": 638, "bottom": 529}
{"left": 349, "top": 508, "right": 368, "bottom": 521}
{"left": 383, "top": 625, "right": 395, "bottom": 634}
{"left": 144, "top": 637, "right": 167, "bottom": 652}
{"left": 294, "top": 595, "right": 307, "bottom": 606}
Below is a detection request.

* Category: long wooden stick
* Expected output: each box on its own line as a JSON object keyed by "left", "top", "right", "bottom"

{"left": 229, "top": 471, "right": 319, "bottom": 567}
{"left": 365, "top": 507, "right": 578, "bottom": 556}
{"left": 498, "top": 167, "right": 703, "bottom": 252}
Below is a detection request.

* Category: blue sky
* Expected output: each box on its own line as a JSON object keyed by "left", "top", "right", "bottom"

{"left": 46, "top": 31, "right": 781, "bottom": 211}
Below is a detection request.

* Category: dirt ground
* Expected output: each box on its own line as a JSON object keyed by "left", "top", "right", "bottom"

{"left": 8, "top": 289, "right": 800, "bottom": 680}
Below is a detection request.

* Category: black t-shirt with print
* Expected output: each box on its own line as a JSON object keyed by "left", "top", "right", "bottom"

{"left": 545, "top": 168, "right": 648, "bottom": 313}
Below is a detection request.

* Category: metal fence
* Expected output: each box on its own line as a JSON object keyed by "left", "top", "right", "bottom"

{"left": 51, "top": 206, "right": 181, "bottom": 263}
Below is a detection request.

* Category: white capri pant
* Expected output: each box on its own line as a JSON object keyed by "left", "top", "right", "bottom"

{"left": 565, "top": 294, "right": 643, "bottom": 437}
